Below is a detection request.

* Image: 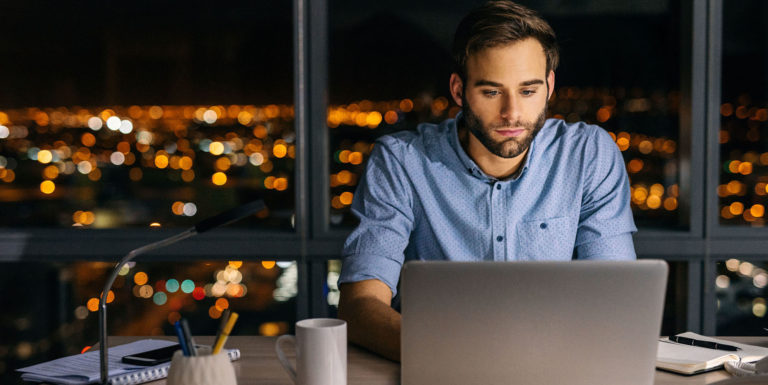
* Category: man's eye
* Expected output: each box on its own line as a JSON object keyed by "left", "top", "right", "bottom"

{"left": 521, "top": 89, "right": 536, "bottom": 96}
{"left": 483, "top": 90, "right": 501, "bottom": 97}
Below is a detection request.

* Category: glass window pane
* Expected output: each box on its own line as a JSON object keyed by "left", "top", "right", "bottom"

{"left": 716, "top": 259, "right": 768, "bottom": 335}
{"left": 0, "top": 260, "right": 297, "bottom": 383}
{"left": 719, "top": 1, "right": 768, "bottom": 227}
{"left": 328, "top": 1, "right": 684, "bottom": 229}
{"left": 0, "top": 2, "right": 294, "bottom": 229}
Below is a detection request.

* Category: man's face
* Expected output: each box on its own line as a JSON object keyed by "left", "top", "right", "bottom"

{"left": 455, "top": 38, "right": 553, "bottom": 159}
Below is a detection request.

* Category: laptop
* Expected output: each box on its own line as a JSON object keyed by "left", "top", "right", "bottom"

{"left": 401, "top": 260, "right": 668, "bottom": 385}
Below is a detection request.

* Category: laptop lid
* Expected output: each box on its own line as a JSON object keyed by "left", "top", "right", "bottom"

{"left": 401, "top": 260, "right": 668, "bottom": 385}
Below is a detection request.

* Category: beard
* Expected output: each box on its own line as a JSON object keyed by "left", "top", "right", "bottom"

{"left": 461, "top": 98, "right": 547, "bottom": 159}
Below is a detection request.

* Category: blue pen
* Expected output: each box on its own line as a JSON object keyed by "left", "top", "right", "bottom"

{"left": 174, "top": 320, "right": 190, "bottom": 356}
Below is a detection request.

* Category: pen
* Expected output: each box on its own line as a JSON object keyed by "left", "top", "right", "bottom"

{"left": 212, "top": 311, "right": 239, "bottom": 354}
{"left": 669, "top": 335, "right": 739, "bottom": 351}
{"left": 174, "top": 321, "right": 191, "bottom": 356}
{"left": 180, "top": 318, "right": 198, "bottom": 356}
{"left": 214, "top": 309, "right": 231, "bottom": 348}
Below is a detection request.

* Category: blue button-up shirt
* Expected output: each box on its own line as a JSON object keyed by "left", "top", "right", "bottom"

{"left": 339, "top": 115, "right": 637, "bottom": 296}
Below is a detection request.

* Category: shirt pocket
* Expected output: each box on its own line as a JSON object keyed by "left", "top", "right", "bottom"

{"left": 515, "top": 216, "right": 577, "bottom": 261}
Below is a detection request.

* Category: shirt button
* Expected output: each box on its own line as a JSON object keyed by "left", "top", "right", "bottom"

{"left": 496, "top": 236, "right": 503, "bottom": 242}
{"left": 496, "top": 184, "right": 501, "bottom": 190}
{"left": 540, "top": 223, "right": 548, "bottom": 229}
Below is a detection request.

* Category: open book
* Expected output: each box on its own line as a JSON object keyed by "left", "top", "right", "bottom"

{"left": 17, "top": 339, "right": 240, "bottom": 385}
{"left": 657, "top": 332, "right": 768, "bottom": 375}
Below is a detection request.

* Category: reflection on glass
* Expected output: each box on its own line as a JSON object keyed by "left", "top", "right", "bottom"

{"left": 0, "top": 2, "right": 294, "bottom": 229}
{"left": 0, "top": 260, "right": 297, "bottom": 384}
{"left": 719, "top": 1, "right": 768, "bottom": 226}
{"left": 716, "top": 259, "right": 768, "bottom": 335}
{"left": 0, "top": 106, "right": 295, "bottom": 228}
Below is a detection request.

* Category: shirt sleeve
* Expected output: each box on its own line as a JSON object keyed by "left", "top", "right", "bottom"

{"left": 575, "top": 127, "right": 638, "bottom": 260}
{"left": 338, "top": 138, "right": 414, "bottom": 297}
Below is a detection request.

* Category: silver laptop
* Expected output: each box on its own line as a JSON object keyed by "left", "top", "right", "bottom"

{"left": 401, "top": 260, "right": 668, "bottom": 385}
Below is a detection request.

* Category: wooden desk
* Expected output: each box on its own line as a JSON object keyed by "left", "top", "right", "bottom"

{"left": 108, "top": 336, "right": 767, "bottom": 384}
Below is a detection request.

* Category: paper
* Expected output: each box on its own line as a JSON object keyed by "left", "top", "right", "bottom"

{"left": 17, "top": 339, "right": 177, "bottom": 384}
{"left": 656, "top": 332, "right": 768, "bottom": 375}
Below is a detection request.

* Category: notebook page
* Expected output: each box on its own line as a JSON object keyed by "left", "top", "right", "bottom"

{"left": 17, "top": 339, "right": 177, "bottom": 382}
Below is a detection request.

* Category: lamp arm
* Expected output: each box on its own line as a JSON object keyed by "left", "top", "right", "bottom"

{"left": 98, "top": 228, "right": 196, "bottom": 384}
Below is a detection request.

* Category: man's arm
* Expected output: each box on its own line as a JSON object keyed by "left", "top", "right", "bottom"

{"left": 337, "top": 279, "right": 401, "bottom": 362}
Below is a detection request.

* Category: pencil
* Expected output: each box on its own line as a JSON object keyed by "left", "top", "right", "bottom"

{"left": 212, "top": 312, "right": 239, "bottom": 354}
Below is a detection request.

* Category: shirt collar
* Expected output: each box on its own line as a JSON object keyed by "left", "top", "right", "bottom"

{"left": 446, "top": 111, "right": 535, "bottom": 182}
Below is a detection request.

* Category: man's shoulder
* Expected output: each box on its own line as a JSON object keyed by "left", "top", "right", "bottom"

{"left": 374, "top": 119, "right": 454, "bottom": 157}
{"left": 540, "top": 118, "right": 616, "bottom": 151}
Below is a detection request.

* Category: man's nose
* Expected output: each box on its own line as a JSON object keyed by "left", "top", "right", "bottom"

{"left": 500, "top": 94, "right": 522, "bottom": 122}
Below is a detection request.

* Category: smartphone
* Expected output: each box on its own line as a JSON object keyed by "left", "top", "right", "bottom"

{"left": 121, "top": 344, "right": 181, "bottom": 366}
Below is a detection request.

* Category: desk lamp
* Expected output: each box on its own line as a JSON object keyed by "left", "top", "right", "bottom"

{"left": 98, "top": 200, "right": 265, "bottom": 384}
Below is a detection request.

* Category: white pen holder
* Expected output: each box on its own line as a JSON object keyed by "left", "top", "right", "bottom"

{"left": 166, "top": 347, "right": 237, "bottom": 385}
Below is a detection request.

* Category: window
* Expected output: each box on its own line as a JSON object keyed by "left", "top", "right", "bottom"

{"left": 327, "top": 0, "right": 685, "bottom": 229}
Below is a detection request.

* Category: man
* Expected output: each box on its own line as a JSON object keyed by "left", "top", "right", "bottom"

{"left": 337, "top": 0, "right": 637, "bottom": 362}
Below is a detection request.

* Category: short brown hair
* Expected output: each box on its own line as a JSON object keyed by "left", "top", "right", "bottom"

{"left": 452, "top": 1, "right": 559, "bottom": 80}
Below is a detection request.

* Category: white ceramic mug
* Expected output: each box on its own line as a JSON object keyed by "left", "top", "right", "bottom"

{"left": 275, "top": 318, "right": 347, "bottom": 385}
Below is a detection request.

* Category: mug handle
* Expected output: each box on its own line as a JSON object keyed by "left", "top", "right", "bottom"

{"left": 276, "top": 335, "right": 298, "bottom": 384}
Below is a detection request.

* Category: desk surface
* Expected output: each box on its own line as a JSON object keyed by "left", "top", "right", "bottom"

{"left": 107, "top": 336, "right": 767, "bottom": 385}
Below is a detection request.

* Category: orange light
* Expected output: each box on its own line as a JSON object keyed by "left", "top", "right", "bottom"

{"left": 181, "top": 169, "right": 195, "bottom": 182}
{"left": 261, "top": 261, "right": 276, "bottom": 269}
{"left": 616, "top": 137, "right": 630, "bottom": 151}
{"left": 253, "top": 125, "right": 268, "bottom": 139}
{"left": 87, "top": 298, "right": 99, "bottom": 312}
{"left": 150, "top": 222, "right": 162, "bottom": 227}
{"left": 627, "top": 159, "right": 643, "bottom": 173}
{"left": 340, "top": 192, "right": 354, "bottom": 205}
{"left": 106, "top": 290, "right": 115, "bottom": 304}
{"left": 384, "top": 110, "right": 398, "bottom": 125}
{"left": 215, "top": 157, "right": 231, "bottom": 171}
{"left": 274, "top": 177, "right": 288, "bottom": 191}
{"left": 663, "top": 197, "right": 678, "bottom": 211}
{"left": 264, "top": 176, "right": 276, "bottom": 189}
{"left": 273, "top": 144, "right": 287, "bottom": 158}
{"left": 179, "top": 156, "right": 193, "bottom": 170}
{"left": 43, "top": 165, "right": 59, "bottom": 179}
{"left": 172, "top": 201, "right": 185, "bottom": 215}
{"left": 134, "top": 272, "right": 149, "bottom": 285}
{"left": 116, "top": 141, "right": 131, "bottom": 154}
{"left": 259, "top": 322, "right": 281, "bottom": 336}
{"left": 400, "top": 99, "right": 414, "bottom": 112}
{"left": 596, "top": 107, "right": 611, "bottom": 123}
{"left": 366, "top": 111, "right": 383, "bottom": 128}
{"left": 215, "top": 298, "right": 230, "bottom": 311}
{"left": 1, "top": 169, "right": 15, "bottom": 183}
{"left": 646, "top": 195, "right": 661, "bottom": 209}
{"left": 348, "top": 152, "right": 363, "bottom": 165}
{"left": 155, "top": 155, "right": 169, "bottom": 169}
{"left": 149, "top": 106, "right": 164, "bottom": 119}
{"left": 738, "top": 162, "right": 753, "bottom": 175}
{"left": 212, "top": 172, "right": 227, "bottom": 186}
{"left": 40, "top": 180, "right": 56, "bottom": 194}
{"left": 209, "top": 305, "right": 223, "bottom": 319}
{"left": 228, "top": 261, "right": 243, "bottom": 269}
{"left": 729, "top": 202, "right": 745, "bottom": 216}
{"left": 81, "top": 346, "right": 92, "bottom": 354}
{"left": 80, "top": 132, "right": 96, "bottom": 147}
{"left": 751, "top": 204, "right": 765, "bottom": 218}
{"left": 337, "top": 170, "right": 352, "bottom": 184}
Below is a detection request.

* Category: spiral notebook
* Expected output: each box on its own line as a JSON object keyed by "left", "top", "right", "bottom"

{"left": 17, "top": 339, "right": 241, "bottom": 385}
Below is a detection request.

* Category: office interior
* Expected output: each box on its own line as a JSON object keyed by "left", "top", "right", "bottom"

{"left": 0, "top": 0, "right": 765, "bottom": 383}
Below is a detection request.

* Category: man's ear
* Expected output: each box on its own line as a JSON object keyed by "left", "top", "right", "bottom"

{"left": 547, "top": 70, "right": 555, "bottom": 100}
{"left": 449, "top": 73, "right": 464, "bottom": 107}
